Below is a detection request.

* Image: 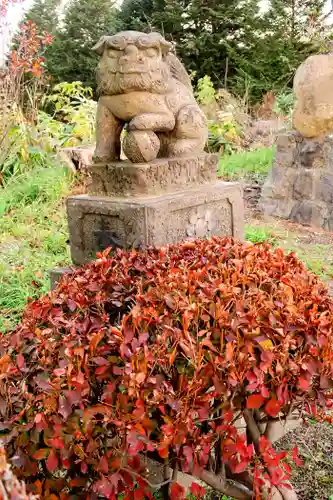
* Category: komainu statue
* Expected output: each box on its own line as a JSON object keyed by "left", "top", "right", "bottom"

{"left": 92, "top": 31, "right": 208, "bottom": 163}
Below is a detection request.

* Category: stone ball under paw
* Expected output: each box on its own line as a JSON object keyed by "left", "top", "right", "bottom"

{"left": 123, "top": 130, "right": 160, "bottom": 163}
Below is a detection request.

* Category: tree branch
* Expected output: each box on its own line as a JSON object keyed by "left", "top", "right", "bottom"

{"left": 274, "top": 485, "right": 298, "bottom": 500}
{"left": 243, "top": 411, "right": 298, "bottom": 500}
{"left": 160, "top": 461, "right": 171, "bottom": 500}
{"left": 195, "top": 469, "right": 252, "bottom": 500}
{"left": 171, "top": 463, "right": 178, "bottom": 482}
{"left": 227, "top": 469, "right": 254, "bottom": 490}
{"left": 243, "top": 409, "right": 260, "bottom": 452}
{"left": 120, "top": 467, "right": 172, "bottom": 490}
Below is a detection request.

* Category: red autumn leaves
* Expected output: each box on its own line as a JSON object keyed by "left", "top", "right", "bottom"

{"left": 247, "top": 394, "right": 282, "bottom": 417}
{"left": 9, "top": 21, "right": 54, "bottom": 79}
{"left": 169, "top": 482, "right": 205, "bottom": 500}
{"left": 1, "top": 237, "right": 332, "bottom": 499}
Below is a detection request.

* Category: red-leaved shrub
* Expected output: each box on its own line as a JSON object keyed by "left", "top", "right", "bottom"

{"left": 1, "top": 237, "right": 333, "bottom": 500}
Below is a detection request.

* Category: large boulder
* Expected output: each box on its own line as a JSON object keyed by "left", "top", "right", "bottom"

{"left": 293, "top": 54, "right": 333, "bottom": 137}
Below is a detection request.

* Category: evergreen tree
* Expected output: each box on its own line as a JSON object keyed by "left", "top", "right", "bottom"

{"left": 119, "top": 0, "right": 263, "bottom": 88}
{"left": 118, "top": 0, "right": 156, "bottom": 31}
{"left": 46, "top": 0, "right": 120, "bottom": 88}
{"left": 148, "top": 0, "right": 327, "bottom": 101}
{"left": 22, "top": 0, "right": 61, "bottom": 33}
{"left": 266, "top": 0, "right": 326, "bottom": 42}
{"left": 46, "top": 0, "right": 327, "bottom": 99}
{"left": 229, "top": 0, "right": 327, "bottom": 101}
{"left": 152, "top": 0, "right": 263, "bottom": 92}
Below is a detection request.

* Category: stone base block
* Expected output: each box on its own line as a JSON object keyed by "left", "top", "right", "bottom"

{"left": 260, "top": 131, "right": 333, "bottom": 229}
{"left": 88, "top": 154, "right": 218, "bottom": 197}
{"left": 49, "top": 267, "right": 73, "bottom": 290}
{"left": 67, "top": 181, "right": 244, "bottom": 266}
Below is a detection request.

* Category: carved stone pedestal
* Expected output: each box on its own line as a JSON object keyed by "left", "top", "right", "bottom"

{"left": 88, "top": 154, "right": 218, "bottom": 197}
{"left": 65, "top": 155, "right": 244, "bottom": 266}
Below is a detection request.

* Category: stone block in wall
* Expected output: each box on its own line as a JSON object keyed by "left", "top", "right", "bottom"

{"left": 316, "top": 171, "right": 333, "bottom": 204}
{"left": 260, "top": 130, "right": 333, "bottom": 229}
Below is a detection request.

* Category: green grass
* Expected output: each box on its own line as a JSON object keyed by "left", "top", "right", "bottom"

{"left": 245, "top": 225, "right": 276, "bottom": 244}
{"left": 0, "top": 164, "right": 74, "bottom": 331}
{"left": 218, "top": 147, "right": 274, "bottom": 182}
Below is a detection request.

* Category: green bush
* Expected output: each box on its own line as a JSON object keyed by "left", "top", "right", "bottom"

{"left": 44, "top": 81, "right": 96, "bottom": 145}
{"left": 194, "top": 75, "right": 244, "bottom": 155}
{"left": 196, "top": 75, "right": 216, "bottom": 107}
{"left": 1, "top": 82, "right": 96, "bottom": 184}
{"left": 245, "top": 225, "right": 276, "bottom": 244}
{"left": 208, "top": 120, "right": 242, "bottom": 154}
{"left": 272, "top": 91, "right": 295, "bottom": 119}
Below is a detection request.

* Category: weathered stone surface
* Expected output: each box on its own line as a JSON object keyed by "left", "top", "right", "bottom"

{"left": 122, "top": 130, "right": 160, "bottom": 163}
{"left": 67, "top": 181, "right": 244, "bottom": 265}
{"left": 59, "top": 146, "right": 93, "bottom": 171}
{"left": 260, "top": 131, "right": 333, "bottom": 230}
{"left": 290, "top": 201, "right": 323, "bottom": 227}
{"left": 316, "top": 172, "right": 333, "bottom": 204}
{"left": 293, "top": 54, "right": 333, "bottom": 137}
{"left": 88, "top": 154, "right": 219, "bottom": 196}
{"left": 92, "top": 31, "right": 207, "bottom": 163}
{"left": 293, "top": 169, "right": 316, "bottom": 200}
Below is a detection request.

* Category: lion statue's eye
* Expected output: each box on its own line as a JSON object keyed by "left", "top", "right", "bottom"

{"left": 145, "top": 47, "right": 158, "bottom": 58}
{"left": 108, "top": 49, "right": 121, "bottom": 59}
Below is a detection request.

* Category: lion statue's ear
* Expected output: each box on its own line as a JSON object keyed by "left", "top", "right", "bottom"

{"left": 92, "top": 36, "right": 107, "bottom": 56}
{"left": 164, "top": 52, "right": 193, "bottom": 90}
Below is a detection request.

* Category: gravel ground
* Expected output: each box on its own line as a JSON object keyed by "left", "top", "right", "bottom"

{"left": 277, "top": 422, "right": 333, "bottom": 500}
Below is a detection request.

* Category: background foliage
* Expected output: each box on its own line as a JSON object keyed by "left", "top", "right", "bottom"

{"left": 18, "top": 0, "right": 331, "bottom": 103}
{"left": 116, "top": 0, "right": 329, "bottom": 102}
{"left": 45, "top": 0, "right": 120, "bottom": 89}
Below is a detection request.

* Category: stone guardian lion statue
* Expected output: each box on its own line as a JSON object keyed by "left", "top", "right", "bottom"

{"left": 92, "top": 31, "right": 208, "bottom": 163}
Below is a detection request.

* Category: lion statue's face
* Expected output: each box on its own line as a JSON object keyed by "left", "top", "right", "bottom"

{"left": 93, "top": 31, "right": 172, "bottom": 95}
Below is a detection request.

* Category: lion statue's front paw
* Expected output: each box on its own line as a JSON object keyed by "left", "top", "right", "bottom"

{"left": 123, "top": 130, "right": 160, "bottom": 163}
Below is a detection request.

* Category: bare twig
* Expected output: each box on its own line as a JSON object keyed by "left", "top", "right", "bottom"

{"left": 227, "top": 469, "right": 254, "bottom": 490}
{"left": 172, "top": 463, "right": 178, "bottom": 482}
